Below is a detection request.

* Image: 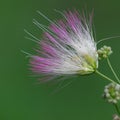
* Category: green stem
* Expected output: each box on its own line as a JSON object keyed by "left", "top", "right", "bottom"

{"left": 95, "top": 70, "right": 116, "bottom": 83}
{"left": 107, "top": 58, "right": 120, "bottom": 84}
{"left": 114, "top": 104, "right": 120, "bottom": 115}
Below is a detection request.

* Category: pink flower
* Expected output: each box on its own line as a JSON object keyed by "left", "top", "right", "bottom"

{"left": 30, "top": 10, "right": 98, "bottom": 80}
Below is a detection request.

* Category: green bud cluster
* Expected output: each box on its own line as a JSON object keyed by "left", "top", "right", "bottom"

{"left": 103, "top": 83, "right": 120, "bottom": 104}
{"left": 97, "top": 45, "right": 113, "bottom": 60}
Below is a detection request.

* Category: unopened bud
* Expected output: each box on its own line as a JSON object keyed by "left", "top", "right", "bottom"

{"left": 113, "top": 114, "right": 120, "bottom": 120}
{"left": 103, "top": 83, "right": 120, "bottom": 104}
{"left": 98, "top": 45, "right": 112, "bottom": 60}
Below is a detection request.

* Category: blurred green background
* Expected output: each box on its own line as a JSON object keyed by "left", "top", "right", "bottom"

{"left": 1, "top": 0, "right": 120, "bottom": 120}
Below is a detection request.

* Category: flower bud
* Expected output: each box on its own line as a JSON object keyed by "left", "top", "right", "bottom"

{"left": 113, "top": 114, "right": 120, "bottom": 120}
{"left": 98, "top": 45, "right": 112, "bottom": 60}
{"left": 103, "top": 83, "right": 120, "bottom": 104}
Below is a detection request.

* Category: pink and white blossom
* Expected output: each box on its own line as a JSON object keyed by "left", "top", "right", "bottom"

{"left": 30, "top": 10, "right": 98, "bottom": 77}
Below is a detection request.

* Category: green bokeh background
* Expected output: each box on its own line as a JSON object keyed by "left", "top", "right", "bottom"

{"left": 1, "top": 0, "right": 120, "bottom": 120}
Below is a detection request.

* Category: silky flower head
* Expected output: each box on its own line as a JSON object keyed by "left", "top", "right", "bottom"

{"left": 30, "top": 10, "right": 98, "bottom": 78}
{"left": 103, "top": 83, "right": 120, "bottom": 104}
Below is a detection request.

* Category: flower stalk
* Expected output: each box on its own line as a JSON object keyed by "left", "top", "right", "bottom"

{"left": 95, "top": 70, "right": 116, "bottom": 83}
{"left": 114, "top": 104, "right": 120, "bottom": 116}
{"left": 107, "top": 58, "right": 120, "bottom": 84}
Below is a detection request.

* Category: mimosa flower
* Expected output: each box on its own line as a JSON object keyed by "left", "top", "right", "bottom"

{"left": 30, "top": 10, "right": 98, "bottom": 77}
